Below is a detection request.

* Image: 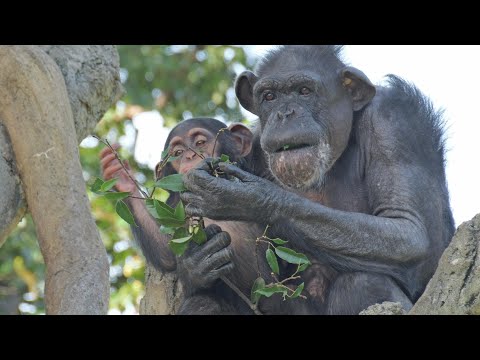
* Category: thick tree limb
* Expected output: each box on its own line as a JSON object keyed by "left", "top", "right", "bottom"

{"left": 0, "top": 45, "right": 116, "bottom": 314}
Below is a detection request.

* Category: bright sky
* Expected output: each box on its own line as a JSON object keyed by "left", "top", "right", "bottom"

{"left": 109, "top": 45, "right": 480, "bottom": 228}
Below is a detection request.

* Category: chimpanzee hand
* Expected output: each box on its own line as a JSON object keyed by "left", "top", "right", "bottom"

{"left": 181, "top": 159, "right": 279, "bottom": 222}
{"left": 176, "top": 224, "right": 235, "bottom": 296}
{"left": 99, "top": 144, "right": 138, "bottom": 195}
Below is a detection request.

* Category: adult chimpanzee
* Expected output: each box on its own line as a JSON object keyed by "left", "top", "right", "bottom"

{"left": 100, "top": 117, "right": 320, "bottom": 314}
{"left": 181, "top": 46, "right": 456, "bottom": 314}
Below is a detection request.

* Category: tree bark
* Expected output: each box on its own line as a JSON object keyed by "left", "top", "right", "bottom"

{"left": 0, "top": 122, "right": 26, "bottom": 246}
{"left": 139, "top": 263, "right": 183, "bottom": 315}
{"left": 409, "top": 213, "right": 480, "bottom": 315}
{"left": 0, "top": 45, "right": 121, "bottom": 314}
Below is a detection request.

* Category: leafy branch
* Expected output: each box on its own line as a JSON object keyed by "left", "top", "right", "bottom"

{"left": 91, "top": 129, "right": 311, "bottom": 315}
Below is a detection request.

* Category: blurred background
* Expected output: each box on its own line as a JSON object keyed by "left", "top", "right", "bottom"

{"left": 1, "top": 45, "right": 479, "bottom": 314}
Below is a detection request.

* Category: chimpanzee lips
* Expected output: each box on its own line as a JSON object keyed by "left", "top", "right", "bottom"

{"left": 275, "top": 143, "right": 312, "bottom": 153}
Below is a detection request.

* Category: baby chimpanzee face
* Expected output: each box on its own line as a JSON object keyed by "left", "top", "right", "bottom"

{"left": 167, "top": 127, "right": 218, "bottom": 174}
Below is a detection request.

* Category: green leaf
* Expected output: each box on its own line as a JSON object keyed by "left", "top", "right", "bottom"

{"left": 250, "top": 277, "right": 266, "bottom": 304}
{"left": 290, "top": 282, "right": 305, "bottom": 299}
{"left": 170, "top": 236, "right": 192, "bottom": 244}
{"left": 145, "top": 199, "right": 159, "bottom": 219}
{"left": 191, "top": 226, "right": 207, "bottom": 245}
{"left": 275, "top": 247, "right": 310, "bottom": 265}
{"left": 169, "top": 234, "right": 192, "bottom": 255}
{"left": 220, "top": 154, "right": 230, "bottom": 162}
{"left": 100, "top": 178, "right": 118, "bottom": 192}
{"left": 173, "top": 227, "right": 189, "bottom": 239}
{"left": 115, "top": 200, "right": 136, "bottom": 226}
{"left": 255, "top": 285, "right": 287, "bottom": 298}
{"left": 157, "top": 216, "right": 186, "bottom": 228}
{"left": 104, "top": 191, "right": 130, "bottom": 201}
{"left": 155, "top": 174, "right": 186, "bottom": 192}
{"left": 174, "top": 200, "right": 186, "bottom": 221}
{"left": 270, "top": 238, "right": 288, "bottom": 245}
{"left": 167, "top": 156, "right": 179, "bottom": 163}
{"left": 154, "top": 199, "right": 175, "bottom": 218}
{"left": 150, "top": 199, "right": 184, "bottom": 227}
{"left": 266, "top": 248, "right": 279, "bottom": 275}
{"left": 160, "top": 226, "right": 176, "bottom": 235}
{"left": 90, "top": 178, "right": 104, "bottom": 192}
{"left": 298, "top": 263, "right": 310, "bottom": 272}
{"left": 168, "top": 240, "right": 189, "bottom": 256}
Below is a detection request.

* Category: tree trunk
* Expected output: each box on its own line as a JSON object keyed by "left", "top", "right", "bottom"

{"left": 0, "top": 45, "right": 122, "bottom": 314}
{"left": 139, "top": 263, "right": 183, "bottom": 315}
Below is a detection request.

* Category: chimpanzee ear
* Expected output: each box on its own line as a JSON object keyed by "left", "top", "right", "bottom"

{"left": 235, "top": 71, "right": 259, "bottom": 115}
{"left": 227, "top": 123, "right": 253, "bottom": 157}
{"left": 341, "top": 66, "right": 376, "bottom": 111}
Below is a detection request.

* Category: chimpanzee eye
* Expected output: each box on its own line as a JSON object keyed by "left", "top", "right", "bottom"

{"left": 196, "top": 140, "right": 206, "bottom": 147}
{"left": 300, "top": 87, "right": 311, "bottom": 96}
{"left": 263, "top": 91, "right": 276, "bottom": 101}
{"left": 174, "top": 149, "right": 184, "bottom": 157}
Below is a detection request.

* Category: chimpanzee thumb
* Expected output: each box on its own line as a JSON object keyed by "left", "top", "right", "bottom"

{"left": 218, "top": 163, "right": 255, "bottom": 182}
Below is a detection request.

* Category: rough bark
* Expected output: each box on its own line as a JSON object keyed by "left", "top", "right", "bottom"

{"left": 139, "top": 263, "right": 183, "bottom": 315}
{"left": 359, "top": 302, "right": 407, "bottom": 315}
{"left": 0, "top": 45, "right": 122, "bottom": 314}
{"left": 0, "top": 45, "right": 123, "bottom": 245}
{"left": 0, "top": 122, "right": 26, "bottom": 246}
{"left": 409, "top": 213, "right": 480, "bottom": 315}
{"left": 37, "top": 45, "right": 123, "bottom": 142}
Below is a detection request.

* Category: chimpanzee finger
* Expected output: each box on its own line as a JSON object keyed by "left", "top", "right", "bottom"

{"left": 104, "top": 163, "right": 124, "bottom": 179}
{"left": 199, "top": 231, "right": 231, "bottom": 259}
{"left": 183, "top": 168, "right": 216, "bottom": 190}
{"left": 182, "top": 204, "right": 203, "bottom": 218}
{"left": 194, "top": 158, "right": 216, "bottom": 172}
{"left": 204, "top": 224, "right": 222, "bottom": 240}
{"left": 205, "top": 247, "right": 234, "bottom": 272}
{"left": 101, "top": 153, "right": 118, "bottom": 169}
{"left": 218, "top": 163, "right": 256, "bottom": 182}
{"left": 99, "top": 143, "right": 120, "bottom": 157}
{"left": 180, "top": 192, "right": 202, "bottom": 209}
{"left": 205, "top": 262, "right": 235, "bottom": 283}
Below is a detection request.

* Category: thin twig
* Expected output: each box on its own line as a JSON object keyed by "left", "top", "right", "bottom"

{"left": 94, "top": 135, "right": 149, "bottom": 198}
{"left": 262, "top": 224, "right": 270, "bottom": 237}
{"left": 127, "top": 195, "right": 147, "bottom": 200}
{"left": 220, "top": 275, "right": 263, "bottom": 315}
{"left": 211, "top": 128, "right": 227, "bottom": 158}
{"left": 187, "top": 146, "right": 205, "bottom": 160}
{"left": 279, "top": 275, "right": 301, "bottom": 285}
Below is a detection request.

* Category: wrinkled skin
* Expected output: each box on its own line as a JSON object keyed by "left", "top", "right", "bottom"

{"left": 182, "top": 45, "right": 455, "bottom": 314}
{"left": 177, "top": 224, "right": 234, "bottom": 296}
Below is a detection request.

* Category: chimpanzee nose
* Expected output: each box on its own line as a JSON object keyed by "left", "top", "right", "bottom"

{"left": 186, "top": 149, "right": 197, "bottom": 160}
{"left": 277, "top": 108, "right": 295, "bottom": 120}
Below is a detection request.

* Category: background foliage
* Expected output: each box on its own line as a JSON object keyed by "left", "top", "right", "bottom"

{"left": 0, "top": 45, "right": 258, "bottom": 314}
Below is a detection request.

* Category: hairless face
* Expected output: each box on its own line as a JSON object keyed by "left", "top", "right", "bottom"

{"left": 168, "top": 126, "right": 218, "bottom": 174}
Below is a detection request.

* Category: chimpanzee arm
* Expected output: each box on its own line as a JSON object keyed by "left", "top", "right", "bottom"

{"left": 183, "top": 166, "right": 426, "bottom": 259}
{"left": 125, "top": 197, "right": 177, "bottom": 272}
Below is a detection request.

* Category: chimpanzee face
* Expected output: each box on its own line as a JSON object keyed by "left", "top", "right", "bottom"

{"left": 235, "top": 46, "right": 375, "bottom": 191}
{"left": 167, "top": 127, "right": 217, "bottom": 174}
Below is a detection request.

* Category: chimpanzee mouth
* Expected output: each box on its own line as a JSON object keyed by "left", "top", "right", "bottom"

{"left": 275, "top": 143, "right": 313, "bottom": 153}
